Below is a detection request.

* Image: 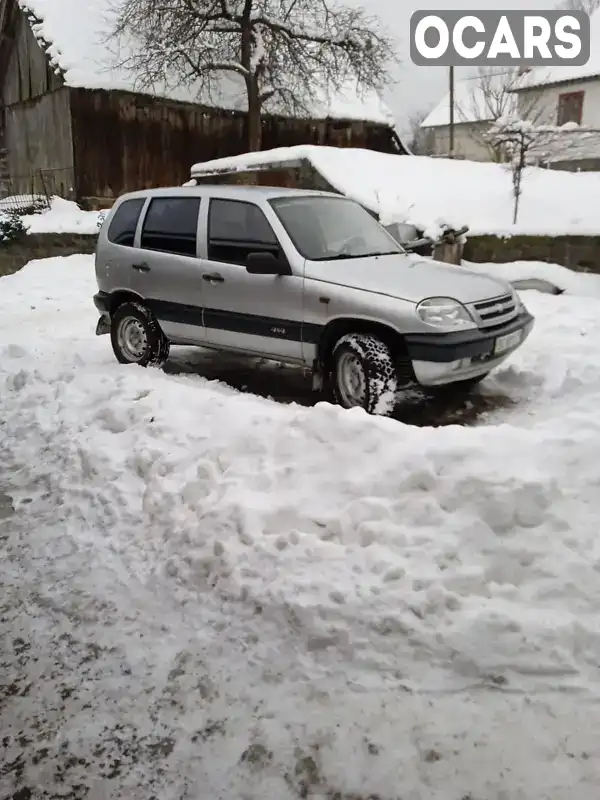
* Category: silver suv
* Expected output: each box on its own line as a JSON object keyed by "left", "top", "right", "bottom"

{"left": 94, "top": 185, "right": 534, "bottom": 416}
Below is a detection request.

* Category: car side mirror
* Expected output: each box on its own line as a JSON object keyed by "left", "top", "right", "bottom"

{"left": 246, "top": 251, "right": 287, "bottom": 275}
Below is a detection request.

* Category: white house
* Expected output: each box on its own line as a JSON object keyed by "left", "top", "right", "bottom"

{"left": 513, "top": 8, "right": 600, "bottom": 129}
{"left": 510, "top": 13, "right": 600, "bottom": 170}
{"left": 420, "top": 71, "right": 518, "bottom": 161}
{"left": 513, "top": 72, "right": 600, "bottom": 129}
{"left": 422, "top": 11, "right": 600, "bottom": 170}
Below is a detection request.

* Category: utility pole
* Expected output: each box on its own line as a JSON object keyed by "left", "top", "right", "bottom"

{"left": 449, "top": 65, "right": 455, "bottom": 157}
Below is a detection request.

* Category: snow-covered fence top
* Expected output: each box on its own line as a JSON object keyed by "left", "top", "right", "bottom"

{"left": 189, "top": 145, "right": 600, "bottom": 239}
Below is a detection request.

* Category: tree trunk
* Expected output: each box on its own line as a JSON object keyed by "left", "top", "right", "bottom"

{"left": 512, "top": 141, "right": 525, "bottom": 225}
{"left": 240, "top": 0, "right": 259, "bottom": 153}
{"left": 247, "top": 90, "right": 262, "bottom": 152}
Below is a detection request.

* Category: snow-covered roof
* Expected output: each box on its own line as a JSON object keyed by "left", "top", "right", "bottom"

{"left": 527, "top": 126, "right": 600, "bottom": 163}
{"left": 189, "top": 144, "right": 600, "bottom": 237}
{"left": 421, "top": 71, "right": 518, "bottom": 128}
{"left": 17, "top": 0, "right": 396, "bottom": 125}
{"left": 514, "top": 10, "right": 600, "bottom": 91}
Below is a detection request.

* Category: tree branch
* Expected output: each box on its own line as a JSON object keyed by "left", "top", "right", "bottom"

{"left": 250, "top": 14, "right": 360, "bottom": 49}
{"left": 107, "top": 0, "right": 398, "bottom": 150}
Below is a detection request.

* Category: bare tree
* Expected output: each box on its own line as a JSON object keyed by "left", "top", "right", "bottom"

{"left": 405, "top": 108, "right": 432, "bottom": 155}
{"left": 485, "top": 118, "right": 560, "bottom": 224}
{"left": 455, "top": 67, "right": 553, "bottom": 161}
{"left": 558, "top": 0, "right": 600, "bottom": 13}
{"left": 109, "top": 0, "right": 396, "bottom": 152}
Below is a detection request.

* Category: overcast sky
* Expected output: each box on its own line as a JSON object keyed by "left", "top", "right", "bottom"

{"left": 371, "top": 0, "right": 560, "bottom": 132}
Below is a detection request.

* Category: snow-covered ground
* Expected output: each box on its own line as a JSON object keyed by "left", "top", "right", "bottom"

{"left": 190, "top": 145, "right": 600, "bottom": 239}
{"left": 3, "top": 255, "right": 600, "bottom": 798}
{"left": 0, "top": 195, "right": 103, "bottom": 234}
{"left": 19, "top": 196, "right": 102, "bottom": 235}
{"left": 12, "top": 149, "right": 600, "bottom": 243}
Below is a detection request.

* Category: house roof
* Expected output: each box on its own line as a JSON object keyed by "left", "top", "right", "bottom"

{"left": 421, "top": 71, "right": 518, "bottom": 128}
{"left": 17, "top": 0, "right": 396, "bottom": 125}
{"left": 513, "top": 10, "right": 600, "bottom": 92}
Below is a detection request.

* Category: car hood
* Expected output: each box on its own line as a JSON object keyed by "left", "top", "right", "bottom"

{"left": 304, "top": 254, "right": 512, "bottom": 304}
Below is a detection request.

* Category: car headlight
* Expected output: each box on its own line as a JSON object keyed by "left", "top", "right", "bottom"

{"left": 416, "top": 297, "right": 476, "bottom": 330}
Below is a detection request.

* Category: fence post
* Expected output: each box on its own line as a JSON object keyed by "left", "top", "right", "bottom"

{"left": 38, "top": 169, "right": 51, "bottom": 207}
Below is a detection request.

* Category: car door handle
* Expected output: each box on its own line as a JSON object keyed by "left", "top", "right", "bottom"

{"left": 202, "top": 273, "right": 225, "bottom": 283}
{"left": 132, "top": 262, "right": 151, "bottom": 272}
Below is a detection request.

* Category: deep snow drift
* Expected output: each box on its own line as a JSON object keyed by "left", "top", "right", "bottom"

{"left": 17, "top": 148, "right": 600, "bottom": 242}
{"left": 3, "top": 255, "right": 600, "bottom": 798}
{"left": 21, "top": 196, "right": 102, "bottom": 234}
{"left": 0, "top": 195, "right": 103, "bottom": 234}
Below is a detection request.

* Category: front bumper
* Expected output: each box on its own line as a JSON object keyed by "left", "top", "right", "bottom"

{"left": 405, "top": 311, "right": 534, "bottom": 386}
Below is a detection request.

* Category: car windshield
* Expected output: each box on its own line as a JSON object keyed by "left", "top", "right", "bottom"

{"left": 269, "top": 195, "right": 404, "bottom": 261}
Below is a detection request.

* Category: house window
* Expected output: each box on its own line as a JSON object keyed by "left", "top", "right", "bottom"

{"left": 557, "top": 90, "right": 584, "bottom": 126}
{"left": 140, "top": 197, "right": 201, "bottom": 256}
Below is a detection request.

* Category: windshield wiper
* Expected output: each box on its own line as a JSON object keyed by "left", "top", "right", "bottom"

{"left": 318, "top": 250, "right": 400, "bottom": 261}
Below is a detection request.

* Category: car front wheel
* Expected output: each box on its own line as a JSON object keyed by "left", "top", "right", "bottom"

{"left": 110, "top": 301, "right": 170, "bottom": 367}
{"left": 331, "top": 333, "right": 398, "bottom": 416}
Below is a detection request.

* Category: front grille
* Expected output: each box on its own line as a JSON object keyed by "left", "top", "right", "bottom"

{"left": 471, "top": 293, "right": 517, "bottom": 328}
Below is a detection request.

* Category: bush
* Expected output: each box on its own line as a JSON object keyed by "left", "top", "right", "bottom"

{"left": 0, "top": 212, "right": 27, "bottom": 244}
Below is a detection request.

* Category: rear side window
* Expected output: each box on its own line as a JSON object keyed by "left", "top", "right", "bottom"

{"left": 140, "top": 197, "right": 201, "bottom": 256}
{"left": 208, "top": 198, "right": 279, "bottom": 266}
{"left": 107, "top": 198, "right": 145, "bottom": 246}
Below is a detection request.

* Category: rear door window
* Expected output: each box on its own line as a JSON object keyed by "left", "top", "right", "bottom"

{"left": 107, "top": 198, "right": 145, "bottom": 247}
{"left": 140, "top": 197, "right": 201, "bottom": 256}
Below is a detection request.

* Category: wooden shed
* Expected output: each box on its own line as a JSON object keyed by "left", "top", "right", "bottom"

{"left": 0, "top": 0, "right": 408, "bottom": 207}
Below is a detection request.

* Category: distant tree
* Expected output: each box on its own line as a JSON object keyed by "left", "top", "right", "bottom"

{"left": 405, "top": 108, "right": 432, "bottom": 154}
{"left": 109, "top": 0, "right": 397, "bottom": 152}
{"left": 456, "top": 67, "right": 553, "bottom": 162}
{"left": 485, "top": 118, "right": 560, "bottom": 224}
{"left": 557, "top": 0, "right": 600, "bottom": 14}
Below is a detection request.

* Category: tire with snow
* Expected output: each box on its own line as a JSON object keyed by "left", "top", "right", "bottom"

{"left": 331, "top": 333, "right": 398, "bottom": 416}
{"left": 110, "top": 301, "right": 170, "bottom": 367}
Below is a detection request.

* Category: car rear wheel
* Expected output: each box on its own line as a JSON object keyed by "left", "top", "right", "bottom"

{"left": 331, "top": 333, "right": 398, "bottom": 416}
{"left": 110, "top": 301, "right": 170, "bottom": 367}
